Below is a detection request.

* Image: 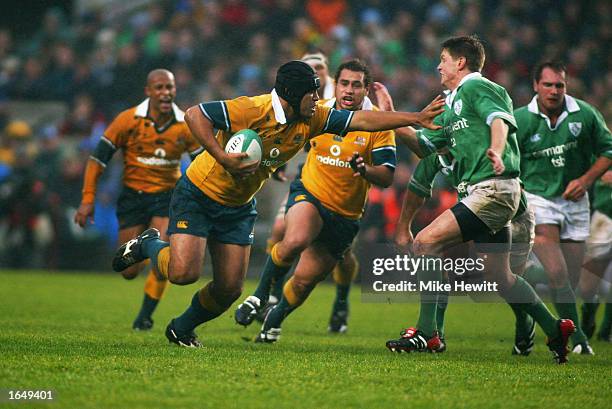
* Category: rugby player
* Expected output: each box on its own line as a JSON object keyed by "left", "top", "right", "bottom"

{"left": 235, "top": 59, "right": 395, "bottom": 341}
{"left": 385, "top": 36, "right": 575, "bottom": 363}
{"left": 111, "top": 60, "right": 444, "bottom": 347}
{"left": 515, "top": 61, "right": 612, "bottom": 355}
{"left": 75, "top": 69, "right": 203, "bottom": 330}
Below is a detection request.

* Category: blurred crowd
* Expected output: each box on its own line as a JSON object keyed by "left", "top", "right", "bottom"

{"left": 0, "top": 0, "right": 610, "bottom": 269}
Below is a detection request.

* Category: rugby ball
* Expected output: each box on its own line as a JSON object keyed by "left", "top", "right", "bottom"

{"left": 224, "top": 129, "right": 263, "bottom": 163}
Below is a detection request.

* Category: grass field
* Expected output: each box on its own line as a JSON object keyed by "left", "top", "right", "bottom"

{"left": 1, "top": 270, "right": 610, "bottom": 409}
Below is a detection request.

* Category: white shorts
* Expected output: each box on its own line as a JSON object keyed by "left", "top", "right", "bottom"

{"left": 462, "top": 178, "right": 521, "bottom": 233}
{"left": 524, "top": 191, "right": 590, "bottom": 241}
{"left": 586, "top": 210, "right": 612, "bottom": 259}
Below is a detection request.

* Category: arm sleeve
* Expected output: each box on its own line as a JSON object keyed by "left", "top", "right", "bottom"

{"left": 416, "top": 112, "right": 447, "bottom": 155}
{"left": 81, "top": 159, "right": 105, "bottom": 204}
{"left": 590, "top": 107, "right": 612, "bottom": 159}
{"left": 199, "top": 96, "right": 252, "bottom": 133}
{"left": 310, "top": 105, "right": 353, "bottom": 138}
{"left": 407, "top": 155, "right": 441, "bottom": 198}
{"left": 469, "top": 82, "right": 517, "bottom": 133}
{"left": 371, "top": 130, "right": 397, "bottom": 170}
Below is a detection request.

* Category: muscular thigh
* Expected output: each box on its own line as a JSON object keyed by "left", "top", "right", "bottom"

{"left": 414, "top": 209, "right": 464, "bottom": 255}
{"left": 149, "top": 216, "right": 170, "bottom": 241}
{"left": 284, "top": 201, "right": 323, "bottom": 246}
{"left": 292, "top": 242, "right": 338, "bottom": 286}
{"left": 169, "top": 233, "right": 207, "bottom": 279}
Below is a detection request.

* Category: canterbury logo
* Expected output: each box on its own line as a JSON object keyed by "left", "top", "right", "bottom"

{"left": 295, "top": 194, "right": 306, "bottom": 201}
{"left": 177, "top": 220, "right": 189, "bottom": 229}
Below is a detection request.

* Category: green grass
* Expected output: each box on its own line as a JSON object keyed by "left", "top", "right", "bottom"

{"left": 0, "top": 270, "right": 610, "bottom": 409}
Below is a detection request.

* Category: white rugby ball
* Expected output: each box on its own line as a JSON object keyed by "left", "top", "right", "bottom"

{"left": 224, "top": 129, "right": 263, "bottom": 163}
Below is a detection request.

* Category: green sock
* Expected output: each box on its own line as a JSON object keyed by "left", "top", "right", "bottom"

{"left": 136, "top": 294, "right": 159, "bottom": 321}
{"left": 522, "top": 264, "right": 548, "bottom": 286}
{"left": 174, "top": 292, "right": 222, "bottom": 334}
{"left": 253, "top": 255, "right": 291, "bottom": 302}
{"left": 436, "top": 285, "right": 449, "bottom": 339}
{"left": 551, "top": 283, "right": 587, "bottom": 344}
{"left": 508, "top": 303, "right": 533, "bottom": 340}
{"left": 504, "top": 275, "right": 560, "bottom": 339}
{"left": 597, "top": 289, "right": 612, "bottom": 339}
{"left": 332, "top": 284, "right": 350, "bottom": 313}
{"left": 416, "top": 256, "right": 442, "bottom": 337}
{"left": 263, "top": 297, "right": 295, "bottom": 330}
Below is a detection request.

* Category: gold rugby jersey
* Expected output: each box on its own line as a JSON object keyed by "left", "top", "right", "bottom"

{"left": 301, "top": 99, "right": 396, "bottom": 219}
{"left": 186, "top": 90, "right": 354, "bottom": 206}
{"left": 82, "top": 99, "right": 202, "bottom": 203}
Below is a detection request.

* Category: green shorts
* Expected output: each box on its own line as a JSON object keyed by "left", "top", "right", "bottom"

{"left": 116, "top": 187, "right": 172, "bottom": 229}
{"left": 167, "top": 175, "right": 257, "bottom": 245}
{"left": 286, "top": 179, "right": 359, "bottom": 259}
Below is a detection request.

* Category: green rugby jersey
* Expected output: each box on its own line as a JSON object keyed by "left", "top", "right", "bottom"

{"left": 593, "top": 169, "right": 612, "bottom": 218}
{"left": 417, "top": 72, "right": 520, "bottom": 185}
{"left": 515, "top": 95, "right": 612, "bottom": 198}
{"left": 408, "top": 152, "right": 527, "bottom": 217}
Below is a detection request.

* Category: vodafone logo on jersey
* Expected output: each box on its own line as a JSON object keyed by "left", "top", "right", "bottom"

{"left": 330, "top": 144, "right": 341, "bottom": 157}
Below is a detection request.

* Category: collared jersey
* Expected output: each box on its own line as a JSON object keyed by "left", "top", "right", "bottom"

{"left": 186, "top": 92, "right": 354, "bottom": 206}
{"left": 417, "top": 72, "right": 520, "bottom": 185}
{"left": 515, "top": 95, "right": 612, "bottom": 198}
{"left": 301, "top": 99, "right": 396, "bottom": 219}
{"left": 93, "top": 99, "right": 202, "bottom": 193}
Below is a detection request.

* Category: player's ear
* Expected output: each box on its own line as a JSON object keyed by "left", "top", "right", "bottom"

{"left": 457, "top": 56, "right": 467, "bottom": 71}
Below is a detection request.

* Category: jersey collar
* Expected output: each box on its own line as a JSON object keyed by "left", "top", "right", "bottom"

{"left": 270, "top": 89, "right": 288, "bottom": 124}
{"left": 445, "top": 72, "right": 482, "bottom": 107}
{"left": 135, "top": 98, "right": 185, "bottom": 122}
{"left": 527, "top": 94, "right": 580, "bottom": 131}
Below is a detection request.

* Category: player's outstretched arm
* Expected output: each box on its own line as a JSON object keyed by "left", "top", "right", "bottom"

{"left": 185, "top": 106, "right": 257, "bottom": 177}
{"left": 348, "top": 96, "right": 444, "bottom": 132}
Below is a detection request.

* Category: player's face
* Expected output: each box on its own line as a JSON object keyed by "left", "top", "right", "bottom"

{"left": 306, "top": 61, "right": 329, "bottom": 91}
{"left": 437, "top": 49, "right": 461, "bottom": 89}
{"left": 146, "top": 73, "right": 176, "bottom": 114}
{"left": 299, "top": 89, "right": 319, "bottom": 118}
{"left": 335, "top": 69, "right": 369, "bottom": 111}
{"left": 534, "top": 67, "right": 566, "bottom": 114}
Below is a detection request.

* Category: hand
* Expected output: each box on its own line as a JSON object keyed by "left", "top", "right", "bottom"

{"left": 372, "top": 82, "right": 394, "bottom": 112}
{"left": 348, "top": 152, "right": 366, "bottom": 177}
{"left": 220, "top": 152, "right": 259, "bottom": 178}
{"left": 395, "top": 229, "right": 414, "bottom": 248}
{"left": 486, "top": 149, "right": 505, "bottom": 175}
{"left": 562, "top": 178, "right": 587, "bottom": 201}
{"left": 416, "top": 95, "right": 445, "bottom": 130}
{"left": 74, "top": 202, "right": 94, "bottom": 227}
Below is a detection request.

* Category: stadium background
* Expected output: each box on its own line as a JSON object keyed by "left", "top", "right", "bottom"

{"left": 0, "top": 0, "right": 610, "bottom": 271}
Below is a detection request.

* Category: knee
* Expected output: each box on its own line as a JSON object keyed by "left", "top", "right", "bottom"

{"left": 544, "top": 265, "right": 568, "bottom": 288}
{"left": 413, "top": 234, "right": 442, "bottom": 257}
{"left": 121, "top": 263, "right": 143, "bottom": 280}
{"left": 169, "top": 269, "right": 199, "bottom": 285}
{"left": 280, "top": 236, "right": 309, "bottom": 260}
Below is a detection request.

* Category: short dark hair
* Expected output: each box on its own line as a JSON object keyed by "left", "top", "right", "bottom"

{"left": 334, "top": 59, "right": 372, "bottom": 87}
{"left": 533, "top": 61, "right": 566, "bottom": 83}
{"left": 441, "top": 35, "right": 485, "bottom": 72}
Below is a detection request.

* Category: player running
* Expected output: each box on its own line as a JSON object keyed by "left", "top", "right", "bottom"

{"left": 234, "top": 59, "right": 395, "bottom": 341}
{"left": 75, "top": 69, "right": 203, "bottom": 330}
